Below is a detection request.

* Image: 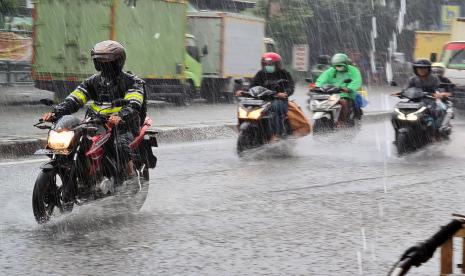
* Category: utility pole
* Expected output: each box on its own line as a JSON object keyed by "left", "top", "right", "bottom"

{"left": 265, "top": 0, "right": 272, "bottom": 36}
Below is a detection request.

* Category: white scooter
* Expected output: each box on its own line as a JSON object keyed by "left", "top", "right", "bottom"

{"left": 306, "top": 78, "right": 358, "bottom": 131}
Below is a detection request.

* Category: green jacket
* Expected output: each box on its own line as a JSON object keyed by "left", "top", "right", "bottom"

{"left": 315, "top": 64, "right": 362, "bottom": 100}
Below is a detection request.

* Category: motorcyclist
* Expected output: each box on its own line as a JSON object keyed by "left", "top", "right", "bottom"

{"left": 432, "top": 62, "right": 455, "bottom": 134}
{"left": 235, "top": 52, "right": 295, "bottom": 138}
{"left": 315, "top": 53, "right": 362, "bottom": 126}
{"left": 405, "top": 59, "right": 440, "bottom": 93}
{"left": 41, "top": 40, "right": 145, "bottom": 195}
{"left": 311, "top": 55, "right": 331, "bottom": 80}
{"left": 397, "top": 59, "right": 445, "bottom": 138}
{"left": 432, "top": 62, "right": 455, "bottom": 95}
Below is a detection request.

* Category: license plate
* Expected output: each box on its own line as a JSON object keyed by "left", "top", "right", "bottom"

{"left": 34, "top": 148, "right": 71, "bottom": 155}
{"left": 241, "top": 99, "right": 264, "bottom": 106}
{"left": 312, "top": 95, "right": 330, "bottom": 100}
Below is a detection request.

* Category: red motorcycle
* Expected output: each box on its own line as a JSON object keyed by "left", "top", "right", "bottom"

{"left": 32, "top": 99, "right": 157, "bottom": 223}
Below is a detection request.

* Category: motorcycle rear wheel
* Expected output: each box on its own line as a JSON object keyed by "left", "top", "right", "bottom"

{"left": 32, "top": 171, "right": 65, "bottom": 224}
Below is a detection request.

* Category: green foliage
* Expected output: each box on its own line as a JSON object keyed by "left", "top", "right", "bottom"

{"left": 0, "top": 0, "right": 19, "bottom": 13}
{"left": 254, "top": 0, "right": 313, "bottom": 42}
{"left": 1, "top": 0, "right": 20, "bottom": 29}
{"left": 252, "top": 0, "right": 313, "bottom": 64}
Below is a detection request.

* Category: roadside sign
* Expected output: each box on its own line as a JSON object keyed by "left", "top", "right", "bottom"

{"left": 441, "top": 5, "right": 461, "bottom": 30}
{"left": 292, "top": 44, "right": 309, "bottom": 72}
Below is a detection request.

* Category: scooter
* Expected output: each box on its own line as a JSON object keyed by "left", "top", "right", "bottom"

{"left": 391, "top": 87, "right": 450, "bottom": 154}
{"left": 306, "top": 78, "right": 361, "bottom": 132}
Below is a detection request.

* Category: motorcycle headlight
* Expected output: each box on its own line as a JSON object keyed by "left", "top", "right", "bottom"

{"left": 406, "top": 107, "right": 426, "bottom": 121}
{"left": 406, "top": 114, "right": 418, "bottom": 121}
{"left": 412, "top": 106, "right": 426, "bottom": 115}
{"left": 48, "top": 130, "right": 74, "bottom": 150}
{"left": 247, "top": 108, "right": 264, "bottom": 120}
{"left": 313, "top": 101, "right": 331, "bottom": 110}
{"left": 328, "top": 95, "right": 339, "bottom": 101}
{"left": 395, "top": 108, "right": 406, "bottom": 120}
{"left": 238, "top": 107, "right": 248, "bottom": 119}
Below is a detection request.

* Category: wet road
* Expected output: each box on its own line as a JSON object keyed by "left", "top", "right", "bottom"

{"left": 2, "top": 116, "right": 465, "bottom": 275}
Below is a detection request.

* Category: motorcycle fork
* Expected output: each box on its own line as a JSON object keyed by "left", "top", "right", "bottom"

{"left": 49, "top": 154, "right": 78, "bottom": 204}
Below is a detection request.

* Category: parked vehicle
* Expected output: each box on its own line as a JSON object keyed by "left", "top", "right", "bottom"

{"left": 32, "top": 99, "right": 157, "bottom": 223}
{"left": 414, "top": 31, "right": 451, "bottom": 61}
{"left": 429, "top": 18, "right": 465, "bottom": 109}
{"left": 32, "top": 0, "right": 189, "bottom": 103}
{"left": 187, "top": 12, "right": 270, "bottom": 103}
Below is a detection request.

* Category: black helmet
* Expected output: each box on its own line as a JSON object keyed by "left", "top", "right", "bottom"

{"left": 91, "top": 40, "right": 126, "bottom": 75}
{"left": 317, "top": 55, "right": 331, "bottom": 65}
{"left": 412, "top": 59, "right": 432, "bottom": 68}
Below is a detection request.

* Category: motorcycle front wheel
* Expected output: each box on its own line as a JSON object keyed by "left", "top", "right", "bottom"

{"left": 32, "top": 171, "right": 66, "bottom": 224}
{"left": 395, "top": 131, "right": 410, "bottom": 155}
{"left": 313, "top": 118, "right": 335, "bottom": 133}
{"left": 237, "top": 128, "right": 263, "bottom": 156}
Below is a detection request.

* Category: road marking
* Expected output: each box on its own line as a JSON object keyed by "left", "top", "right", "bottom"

{"left": 0, "top": 158, "right": 48, "bottom": 167}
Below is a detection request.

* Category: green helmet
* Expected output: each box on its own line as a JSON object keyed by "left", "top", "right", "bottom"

{"left": 331, "top": 53, "right": 349, "bottom": 66}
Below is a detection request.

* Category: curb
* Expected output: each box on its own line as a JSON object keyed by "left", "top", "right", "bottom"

{"left": 0, "top": 125, "right": 238, "bottom": 157}
{"left": 0, "top": 111, "right": 391, "bottom": 157}
{"left": 363, "top": 110, "right": 391, "bottom": 121}
{"left": 0, "top": 138, "right": 47, "bottom": 158}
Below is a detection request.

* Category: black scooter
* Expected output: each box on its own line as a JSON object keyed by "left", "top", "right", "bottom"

{"left": 391, "top": 87, "right": 450, "bottom": 154}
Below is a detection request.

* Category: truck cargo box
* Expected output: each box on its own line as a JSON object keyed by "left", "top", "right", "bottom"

{"left": 33, "top": 0, "right": 187, "bottom": 98}
{"left": 187, "top": 12, "right": 265, "bottom": 79}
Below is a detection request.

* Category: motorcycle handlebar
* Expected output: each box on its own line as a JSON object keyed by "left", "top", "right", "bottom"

{"left": 388, "top": 219, "right": 463, "bottom": 276}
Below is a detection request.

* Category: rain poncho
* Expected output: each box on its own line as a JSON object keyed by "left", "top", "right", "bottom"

{"left": 315, "top": 64, "right": 362, "bottom": 100}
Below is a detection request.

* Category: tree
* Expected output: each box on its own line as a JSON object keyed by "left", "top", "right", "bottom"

{"left": 0, "top": 0, "right": 20, "bottom": 29}
{"left": 252, "top": 0, "right": 313, "bottom": 65}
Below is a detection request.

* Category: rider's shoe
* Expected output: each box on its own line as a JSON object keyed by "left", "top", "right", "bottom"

{"left": 269, "top": 135, "right": 280, "bottom": 143}
{"left": 439, "top": 126, "right": 452, "bottom": 136}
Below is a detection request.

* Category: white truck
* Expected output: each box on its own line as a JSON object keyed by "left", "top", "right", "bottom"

{"left": 440, "top": 18, "right": 465, "bottom": 108}
{"left": 187, "top": 12, "right": 273, "bottom": 103}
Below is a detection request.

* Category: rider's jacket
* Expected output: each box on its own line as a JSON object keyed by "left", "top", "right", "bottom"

{"left": 437, "top": 76, "right": 456, "bottom": 94}
{"left": 53, "top": 71, "right": 145, "bottom": 121}
{"left": 315, "top": 64, "right": 362, "bottom": 100}
{"left": 407, "top": 75, "right": 440, "bottom": 94}
{"left": 250, "top": 69, "right": 295, "bottom": 96}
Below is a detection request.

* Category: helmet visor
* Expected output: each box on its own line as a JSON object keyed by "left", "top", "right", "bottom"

{"left": 93, "top": 59, "right": 121, "bottom": 75}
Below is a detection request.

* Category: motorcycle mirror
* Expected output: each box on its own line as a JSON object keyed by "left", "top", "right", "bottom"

{"left": 305, "top": 78, "right": 313, "bottom": 83}
{"left": 234, "top": 79, "right": 244, "bottom": 85}
{"left": 343, "top": 79, "right": 352, "bottom": 84}
{"left": 111, "top": 99, "right": 129, "bottom": 107}
{"left": 40, "top": 98, "right": 55, "bottom": 106}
